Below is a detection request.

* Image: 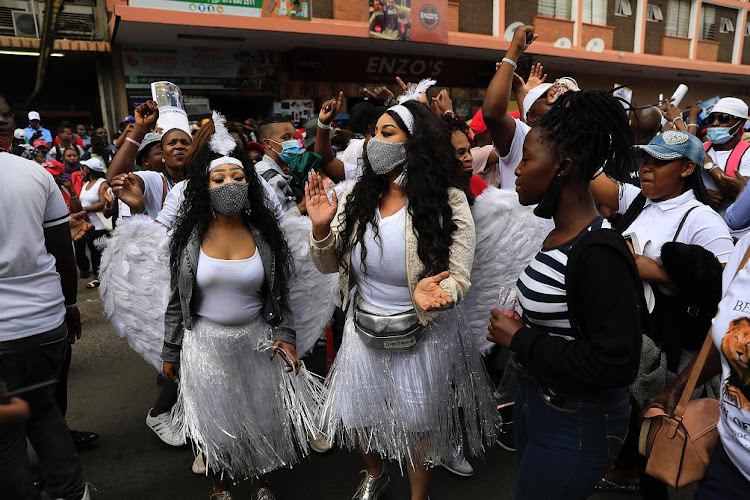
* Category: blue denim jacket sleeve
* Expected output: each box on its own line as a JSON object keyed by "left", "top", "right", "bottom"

{"left": 725, "top": 185, "right": 750, "bottom": 231}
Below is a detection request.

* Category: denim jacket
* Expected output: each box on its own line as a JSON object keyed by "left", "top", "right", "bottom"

{"left": 161, "top": 227, "right": 296, "bottom": 363}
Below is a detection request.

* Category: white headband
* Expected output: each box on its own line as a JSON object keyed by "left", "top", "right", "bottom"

{"left": 209, "top": 156, "right": 244, "bottom": 172}
{"left": 389, "top": 104, "right": 415, "bottom": 134}
{"left": 387, "top": 78, "right": 437, "bottom": 135}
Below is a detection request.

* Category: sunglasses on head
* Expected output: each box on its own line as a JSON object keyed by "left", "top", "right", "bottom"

{"left": 708, "top": 113, "right": 735, "bottom": 125}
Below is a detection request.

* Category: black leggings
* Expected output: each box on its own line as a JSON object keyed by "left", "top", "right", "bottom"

{"left": 86, "top": 229, "right": 107, "bottom": 276}
{"left": 151, "top": 378, "right": 178, "bottom": 416}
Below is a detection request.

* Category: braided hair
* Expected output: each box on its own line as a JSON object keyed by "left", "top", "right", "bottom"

{"left": 536, "top": 90, "right": 636, "bottom": 183}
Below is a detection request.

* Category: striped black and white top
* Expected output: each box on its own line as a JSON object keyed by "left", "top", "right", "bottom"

{"left": 517, "top": 217, "right": 608, "bottom": 341}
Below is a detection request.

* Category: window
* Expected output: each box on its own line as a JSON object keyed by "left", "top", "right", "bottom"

{"left": 666, "top": 0, "right": 691, "bottom": 37}
{"left": 615, "top": 0, "right": 632, "bottom": 17}
{"left": 538, "top": 0, "right": 572, "bottom": 20}
{"left": 583, "top": 0, "right": 608, "bottom": 25}
{"left": 701, "top": 5, "right": 716, "bottom": 40}
{"left": 720, "top": 18, "right": 734, "bottom": 34}
{"left": 647, "top": 5, "right": 663, "bottom": 22}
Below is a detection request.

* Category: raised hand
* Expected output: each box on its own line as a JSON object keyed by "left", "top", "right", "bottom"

{"left": 134, "top": 101, "right": 159, "bottom": 131}
{"left": 319, "top": 91, "right": 344, "bottom": 126}
{"left": 396, "top": 76, "right": 429, "bottom": 104}
{"left": 510, "top": 25, "right": 537, "bottom": 55}
{"left": 524, "top": 63, "right": 547, "bottom": 92}
{"left": 305, "top": 170, "right": 338, "bottom": 240}
{"left": 430, "top": 89, "right": 454, "bottom": 116}
{"left": 361, "top": 85, "right": 395, "bottom": 102}
{"left": 413, "top": 271, "right": 453, "bottom": 311}
{"left": 111, "top": 173, "right": 144, "bottom": 211}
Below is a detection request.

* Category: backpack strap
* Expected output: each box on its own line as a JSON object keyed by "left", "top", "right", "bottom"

{"left": 672, "top": 206, "right": 699, "bottom": 242}
{"left": 725, "top": 140, "right": 750, "bottom": 178}
{"left": 261, "top": 169, "right": 279, "bottom": 183}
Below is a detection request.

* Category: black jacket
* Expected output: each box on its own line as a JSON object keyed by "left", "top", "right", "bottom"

{"left": 511, "top": 228, "right": 643, "bottom": 392}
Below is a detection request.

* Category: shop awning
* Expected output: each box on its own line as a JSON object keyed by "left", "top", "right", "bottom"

{"left": 0, "top": 36, "right": 110, "bottom": 53}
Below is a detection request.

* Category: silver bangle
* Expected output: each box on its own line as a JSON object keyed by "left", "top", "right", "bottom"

{"left": 317, "top": 119, "right": 332, "bottom": 130}
{"left": 65, "top": 302, "right": 78, "bottom": 309}
{"left": 502, "top": 57, "right": 518, "bottom": 70}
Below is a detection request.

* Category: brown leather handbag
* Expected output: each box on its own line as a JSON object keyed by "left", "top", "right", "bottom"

{"left": 638, "top": 246, "right": 750, "bottom": 488}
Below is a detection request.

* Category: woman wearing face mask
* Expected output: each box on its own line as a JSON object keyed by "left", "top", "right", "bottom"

{"left": 163, "top": 114, "right": 322, "bottom": 500}
{"left": 486, "top": 91, "right": 643, "bottom": 499}
{"left": 306, "top": 89, "right": 498, "bottom": 500}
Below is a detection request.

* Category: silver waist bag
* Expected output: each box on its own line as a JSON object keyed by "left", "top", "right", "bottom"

{"left": 354, "top": 307, "right": 425, "bottom": 350}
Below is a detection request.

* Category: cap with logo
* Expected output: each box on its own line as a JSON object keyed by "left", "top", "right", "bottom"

{"left": 43, "top": 160, "right": 65, "bottom": 177}
{"left": 28, "top": 111, "right": 41, "bottom": 122}
{"left": 635, "top": 130, "right": 705, "bottom": 168}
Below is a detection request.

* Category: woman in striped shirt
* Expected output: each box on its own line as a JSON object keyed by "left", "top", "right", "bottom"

{"left": 486, "top": 90, "right": 643, "bottom": 499}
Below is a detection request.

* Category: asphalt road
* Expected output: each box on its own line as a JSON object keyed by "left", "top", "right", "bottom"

{"left": 54, "top": 281, "right": 695, "bottom": 500}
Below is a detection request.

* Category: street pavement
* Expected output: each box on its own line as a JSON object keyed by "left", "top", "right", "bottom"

{"left": 56, "top": 280, "right": 695, "bottom": 499}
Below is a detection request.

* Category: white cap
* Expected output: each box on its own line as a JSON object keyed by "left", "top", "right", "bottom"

{"left": 28, "top": 111, "right": 40, "bottom": 121}
{"left": 712, "top": 97, "right": 749, "bottom": 120}
{"left": 523, "top": 83, "right": 552, "bottom": 120}
{"left": 81, "top": 158, "right": 105, "bottom": 172}
{"left": 13, "top": 128, "right": 25, "bottom": 140}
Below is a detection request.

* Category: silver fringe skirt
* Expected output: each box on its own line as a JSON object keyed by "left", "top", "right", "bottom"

{"left": 319, "top": 300, "right": 499, "bottom": 469}
{"left": 171, "top": 316, "right": 325, "bottom": 481}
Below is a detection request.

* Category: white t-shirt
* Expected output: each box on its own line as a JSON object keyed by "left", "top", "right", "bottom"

{"left": 618, "top": 184, "right": 734, "bottom": 310}
{"left": 135, "top": 171, "right": 166, "bottom": 218}
{"left": 702, "top": 145, "right": 750, "bottom": 238}
{"left": 339, "top": 138, "right": 365, "bottom": 173}
{"left": 710, "top": 234, "right": 750, "bottom": 482}
{"left": 494, "top": 118, "right": 531, "bottom": 191}
{"left": 195, "top": 247, "right": 265, "bottom": 325}
{"left": 351, "top": 205, "right": 413, "bottom": 314}
{"left": 156, "top": 174, "right": 284, "bottom": 229}
{"left": 0, "top": 153, "right": 69, "bottom": 341}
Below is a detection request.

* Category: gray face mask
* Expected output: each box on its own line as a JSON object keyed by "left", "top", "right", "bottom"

{"left": 209, "top": 182, "right": 248, "bottom": 216}
{"left": 366, "top": 137, "right": 407, "bottom": 175}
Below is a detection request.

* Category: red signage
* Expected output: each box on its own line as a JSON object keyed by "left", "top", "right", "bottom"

{"left": 410, "top": 0, "right": 447, "bottom": 44}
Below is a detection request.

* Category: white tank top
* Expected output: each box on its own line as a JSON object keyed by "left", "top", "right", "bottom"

{"left": 79, "top": 178, "right": 106, "bottom": 230}
{"left": 195, "top": 247, "right": 265, "bottom": 325}
{"left": 351, "top": 205, "right": 413, "bottom": 314}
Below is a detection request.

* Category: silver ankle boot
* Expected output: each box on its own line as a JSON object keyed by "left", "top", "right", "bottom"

{"left": 352, "top": 466, "right": 390, "bottom": 500}
{"left": 251, "top": 486, "right": 276, "bottom": 500}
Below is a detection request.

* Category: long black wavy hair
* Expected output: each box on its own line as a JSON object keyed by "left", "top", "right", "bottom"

{"left": 336, "top": 100, "right": 467, "bottom": 278}
{"left": 169, "top": 145, "right": 293, "bottom": 290}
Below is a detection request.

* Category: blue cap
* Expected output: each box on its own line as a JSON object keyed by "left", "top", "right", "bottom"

{"left": 636, "top": 130, "right": 705, "bottom": 168}
{"left": 121, "top": 115, "right": 135, "bottom": 124}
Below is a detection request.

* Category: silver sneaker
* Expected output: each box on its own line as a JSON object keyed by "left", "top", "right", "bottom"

{"left": 352, "top": 467, "right": 390, "bottom": 500}
{"left": 210, "top": 492, "right": 233, "bottom": 500}
{"left": 251, "top": 486, "right": 276, "bottom": 500}
{"left": 441, "top": 448, "right": 474, "bottom": 477}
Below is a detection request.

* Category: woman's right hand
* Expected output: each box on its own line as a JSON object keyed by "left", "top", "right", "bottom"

{"left": 509, "top": 25, "right": 537, "bottom": 56}
{"left": 305, "top": 171, "right": 338, "bottom": 239}
{"left": 319, "top": 92, "right": 344, "bottom": 126}
{"left": 134, "top": 101, "right": 159, "bottom": 131}
{"left": 162, "top": 361, "right": 180, "bottom": 380}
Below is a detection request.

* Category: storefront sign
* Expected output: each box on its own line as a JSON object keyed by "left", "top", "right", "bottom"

{"left": 128, "top": 0, "right": 311, "bottom": 20}
{"left": 368, "top": 0, "right": 447, "bottom": 44}
{"left": 122, "top": 46, "right": 278, "bottom": 89}
{"left": 293, "top": 49, "right": 495, "bottom": 88}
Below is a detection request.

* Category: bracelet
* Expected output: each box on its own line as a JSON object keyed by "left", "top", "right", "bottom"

{"left": 672, "top": 116, "right": 684, "bottom": 124}
{"left": 687, "top": 123, "right": 698, "bottom": 128}
{"left": 501, "top": 57, "right": 518, "bottom": 70}
{"left": 317, "top": 119, "right": 333, "bottom": 130}
{"left": 65, "top": 302, "right": 78, "bottom": 309}
{"left": 384, "top": 96, "right": 396, "bottom": 107}
{"left": 125, "top": 137, "right": 141, "bottom": 148}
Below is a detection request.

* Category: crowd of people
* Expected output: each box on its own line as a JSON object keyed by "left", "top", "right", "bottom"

{"left": 3, "top": 24, "right": 750, "bottom": 500}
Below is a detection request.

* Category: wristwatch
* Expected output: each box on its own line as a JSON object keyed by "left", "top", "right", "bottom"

{"left": 703, "top": 161, "right": 716, "bottom": 172}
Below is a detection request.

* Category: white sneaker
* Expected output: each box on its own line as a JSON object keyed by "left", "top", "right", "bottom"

{"left": 441, "top": 449, "right": 474, "bottom": 477}
{"left": 54, "top": 483, "right": 94, "bottom": 500}
{"left": 146, "top": 408, "right": 185, "bottom": 446}
{"left": 192, "top": 453, "right": 207, "bottom": 475}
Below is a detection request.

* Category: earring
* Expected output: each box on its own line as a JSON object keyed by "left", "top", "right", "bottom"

{"left": 162, "top": 158, "right": 166, "bottom": 164}
{"left": 244, "top": 198, "right": 252, "bottom": 216}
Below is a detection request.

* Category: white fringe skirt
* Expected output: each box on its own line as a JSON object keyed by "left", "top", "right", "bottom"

{"left": 319, "top": 301, "right": 499, "bottom": 469}
{"left": 171, "top": 315, "right": 325, "bottom": 481}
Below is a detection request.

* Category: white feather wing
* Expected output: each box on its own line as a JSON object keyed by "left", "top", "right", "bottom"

{"left": 97, "top": 215, "right": 170, "bottom": 370}
{"left": 465, "top": 187, "right": 550, "bottom": 353}
{"left": 282, "top": 212, "right": 340, "bottom": 357}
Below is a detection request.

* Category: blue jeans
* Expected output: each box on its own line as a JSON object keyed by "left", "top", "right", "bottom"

{"left": 695, "top": 439, "right": 750, "bottom": 499}
{"left": 0, "top": 323, "right": 85, "bottom": 500}
{"left": 514, "top": 370, "right": 630, "bottom": 500}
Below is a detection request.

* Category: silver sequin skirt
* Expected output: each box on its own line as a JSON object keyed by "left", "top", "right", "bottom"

{"left": 171, "top": 315, "right": 325, "bottom": 480}
{"left": 319, "top": 301, "right": 499, "bottom": 469}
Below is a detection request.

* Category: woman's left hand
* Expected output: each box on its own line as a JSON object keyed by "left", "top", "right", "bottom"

{"left": 486, "top": 310, "right": 524, "bottom": 348}
{"left": 271, "top": 340, "right": 301, "bottom": 374}
{"left": 414, "top": 271, "right": 453, "bottom": 311}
